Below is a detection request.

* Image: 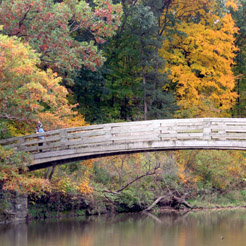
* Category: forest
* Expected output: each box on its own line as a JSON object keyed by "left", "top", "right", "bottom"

{"left": 1, "top": 0, "right": 246, "bottom": 217}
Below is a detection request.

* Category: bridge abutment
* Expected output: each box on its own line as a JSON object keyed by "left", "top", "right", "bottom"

{"left": 0, "top": 191, "right": 28, "bottom": 224}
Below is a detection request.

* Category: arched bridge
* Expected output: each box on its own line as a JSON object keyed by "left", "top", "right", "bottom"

{"left": 1, "top": 118, "right": 246, "bottom": 170}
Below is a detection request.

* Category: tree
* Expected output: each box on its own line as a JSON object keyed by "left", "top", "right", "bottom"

{"left": 71, "top": 0, "right": 177, "bottom": 123}
{"left": 159, "top": 0, "right": 238, "bottom": 117}
{"left": 0, "top": 146, "right": 50, "bottom": 194}
{"left": 176, "top": 149, "right": 246, "bottom": 191}
{"left": 229, "top": 0, "right": 246, "bottom": 117}
{"left": 0, "top": 0, "right": 122, "bottom": 77}
{"left": 0, "top": 33, "right": 84, "bottom": 136}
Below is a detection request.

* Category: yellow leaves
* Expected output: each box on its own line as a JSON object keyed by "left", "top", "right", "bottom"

{"left": 79, "top": 178, "right": 93, "bottom": 195}
{"left": 65, "top": 114, "right": 87, "bottom": 128}
{"left": 226, "top": 0, "right": 238, "bottom": 10}
{"left": 82, "top": 159, "right": 94, "bottom": 169}
{"left": 0, "top": 146, "right": 51, "bottom": 194}
{"left": 168, "top": 0, "right": 212, "bottom": 21}
{"left": 160, "top": 4, "right": 238, "bottom": 117}
{"left": 177, "top": 162, "right": 188, "bottom": 183}
{"left": 53, "top": 177, "right": 79, "bottom": 194}
{"left": 7, "top": 124, "right": 23, "bottom": 137}
{"left": 74, "top": 160, "right": 94, "bottom": 195}
{"left": 0, "top": 33, "right": 86, "bottom": 133}
{"left": 50, "top": 161, "right": 93, "bottom": 195}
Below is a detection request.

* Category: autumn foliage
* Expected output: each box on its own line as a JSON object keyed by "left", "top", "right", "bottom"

{"left": 2, "top": 0, "right": 246, "bottom": 211}
{"left": 0, "top": 32, "right": 86, "bottom": 133}
{"left": 0, "top": 146, "right": 50, "bottom": 195}
{"left": 0, "top": 0, "right": 122, "bottom": 73}
{"left": 160, "top": 0, "right": 238, "bottom": 117}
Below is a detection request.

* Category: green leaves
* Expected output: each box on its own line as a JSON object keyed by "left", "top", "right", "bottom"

{"left": 0, "top": 146, "right": 50, "bottom": 195}
{"left": 0, "top": 0, "right": 122, "bottom": 74}
{"left": 0, "top": 33, "right": 84, "bottom": 133}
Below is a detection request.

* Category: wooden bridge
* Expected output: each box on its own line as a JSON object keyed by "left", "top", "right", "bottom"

{"left": 1, "top": 118, "right": 246, "bottom": 170}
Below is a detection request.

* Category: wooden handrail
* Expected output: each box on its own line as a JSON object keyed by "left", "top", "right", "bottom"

{"left": 1, "top": 118, "right": 246, "bottom": 170}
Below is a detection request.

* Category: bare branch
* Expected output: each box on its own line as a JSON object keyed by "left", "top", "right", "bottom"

{"left": 14, "top": 5, "right": 31, "bottom": 37}
{"left": 69, "top": 22, "right": 88, "bottom": 34}
{"left": 116, "top": 162, "right": 160, "bottom": 193}
{"left": 100, "top": 189, "right": 119, "bottom": 195}
{"left": 144, "top": 196, "right": 166, "bottom": 211}
{"left": 39, "top": 49, "right": 52, "bottom": 59}
{"left": 0, "top": 114, "right": 28, "bottom": 122}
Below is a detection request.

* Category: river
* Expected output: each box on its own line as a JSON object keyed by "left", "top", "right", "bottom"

{"left": 1, "top": 209, "right": 246, "bottom": 246}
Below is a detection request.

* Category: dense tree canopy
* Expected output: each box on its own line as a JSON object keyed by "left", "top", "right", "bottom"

{"left": 159, "top": 0, "right": 238, "bottom": 117}
{"left": 0, "top": 33, "right": 85, "bottom": 136}
{"left": 2, "top": 0, "right": 246, "bottom": 213}
{"left": 0, "top": 0, "right": 122, "bottom": 76}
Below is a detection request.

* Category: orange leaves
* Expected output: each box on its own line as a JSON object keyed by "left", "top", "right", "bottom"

{"left": 50, "top": 160, "right": 94, "bottom": 195}
{"left": 0, "top": 146, "right": 51, "bottom": 195}
{"left": 3, "top": 177, "right": 51, "bottom": 195}
{"left": 160, "top": 2, "right": 238, "bottom": 117}
{"left": 78, "top": 160, "right": 94, "bottom": 195}
{"left": 226, "top": 0, "right": 239, "bottom": 10}
{"left": 0, "top": 33, "right": 86, "bottom": 133}
{"left": 79, "top": 178, "right": 93, "bottom": 195}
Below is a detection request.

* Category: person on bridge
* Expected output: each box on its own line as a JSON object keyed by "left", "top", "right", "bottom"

{"left": 36, "top": 121, "right": 44, "bottom": 152}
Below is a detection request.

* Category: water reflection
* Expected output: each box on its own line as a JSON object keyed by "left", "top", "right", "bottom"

{"left": 1, "top": 209, "right": 246, "bottom": 246}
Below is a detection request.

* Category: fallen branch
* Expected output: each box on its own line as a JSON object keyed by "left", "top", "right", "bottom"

{"left": 144, "top": 194, "right": 193, "bottom": 211}
{"left": 144, "top": 196, "right": 166, "bottom": 212}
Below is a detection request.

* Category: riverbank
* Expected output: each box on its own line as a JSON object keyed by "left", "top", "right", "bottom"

{"left": 2, "top": 187, "right": 246, "bottom": 224}
{"left": 27, "top": 189, "right": 246, "bottom": 220}
{"left": 2, "top": 201, "right": 246, "bottom": 224}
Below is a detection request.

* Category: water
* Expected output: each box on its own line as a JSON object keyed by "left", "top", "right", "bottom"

{"left": 1, "top": 209, "right": 246, "bottom": 246}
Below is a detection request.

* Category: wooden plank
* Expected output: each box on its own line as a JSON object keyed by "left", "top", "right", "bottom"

{"left": 112, "top": 130, "right": 159, "bottom": 137}
{"left": 17, "top": 135, "right": 61, "bottom": 146}
{"left": 225, "top": 128, "right": 246, "bottom": 132}
{"left": 68, "top": 130, "right": 107, "bottom": 139}
{"left": 0, "top": 136, "right": 21, "bottom": 145}
{"left": 68, "top": 135, "right": 112, "bottom": 144}
{"left": 68, "top": 141, "right": 113, "bottom": 150}
{"left": 112, "top": 137, "right": 160, "bottom": 143}
{"left": 211, "top": 134, "right": 236, "bottom": 140}
{"left": 32, "top": 148, "right": 76, "bottom": 159}
{"left": 216, "top": 134, "right": 246, "bottom": 140}
{"left": 175, "top": 123, "right": 204, "bottom": 127}
{"left": 24, "top": 141, "right": 65, "bottom": 152}
{"left": 111, "top": 126, "right": 155, "bottom": 134}
{"left": 31, "top": 138, "right": 246, "bottom": 166}
{"left": 176, "top": 133, "right": 203, "bottom": 139}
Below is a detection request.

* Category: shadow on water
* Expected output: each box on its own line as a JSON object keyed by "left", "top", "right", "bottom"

{"left": 1, "top": 209, "right": 246, "bottom": 246}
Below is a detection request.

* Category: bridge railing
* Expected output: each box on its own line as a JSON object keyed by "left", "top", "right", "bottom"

{"left": 1, "top": 118, "right": 246, "bottom": 166}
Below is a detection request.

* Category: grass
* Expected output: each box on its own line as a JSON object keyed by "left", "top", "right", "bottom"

{"left": 188, "top": 190, "right": 246, "bottom": 209}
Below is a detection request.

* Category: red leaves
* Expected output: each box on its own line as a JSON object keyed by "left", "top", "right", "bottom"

{"left": 0, "top": 0, "right": 122, "bottom": 73}
{"left": 40, "top": 43, "right": 48, "bottom": 51}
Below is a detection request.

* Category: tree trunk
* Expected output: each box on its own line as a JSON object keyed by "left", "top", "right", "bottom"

{"left": 144, "top": 194, "right": 193, "bottom": 211}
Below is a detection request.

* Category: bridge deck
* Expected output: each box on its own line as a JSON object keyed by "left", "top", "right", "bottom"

{"left": 1, "top": 118, "right": 246, "bottom": 170}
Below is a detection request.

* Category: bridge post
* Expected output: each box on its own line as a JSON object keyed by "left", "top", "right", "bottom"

{"left": 203, "top": 119, "right": 212, "bottom": 141}
{"left": 104, "top": 125, "right": 112, "bottom": 143}
{"left": 17, "top": 138, "right": 25, "bottom": 151}
{"left": 59, "top": 129, "right": 68, "bottom": 149}
{"left": 217, "top": 121, "right": 226, "bottom": 141}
